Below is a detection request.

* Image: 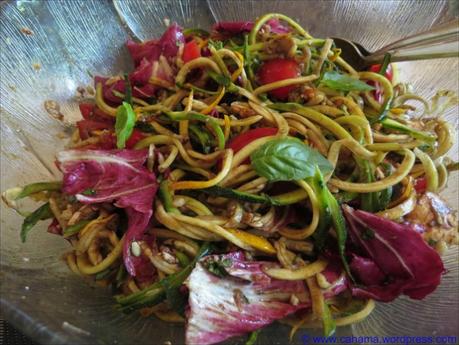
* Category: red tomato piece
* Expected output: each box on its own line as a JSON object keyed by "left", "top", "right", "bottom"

{"left": 368, "top": 64, "right": 393, "bottom": 103}
{"left": 414, "top": 177, "right": 427, "bottom": 194}
{"left": 228, "top": 127, "right": 278, "bottom": 153}
{"left": 257, "top": 58, "right": 300, "bottom": 100}
{"left": 182, "top": 40, "right": 201, "bottom": 63}
{"left": 369, "top": 64, "right": 393, "bottom": 81}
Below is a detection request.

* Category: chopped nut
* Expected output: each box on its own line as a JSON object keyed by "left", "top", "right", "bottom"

{"left": 290, "top": 294, "right": 299, "bottom": 306}
{"left": 20, "top": 27, "right": 34, "bottom": 36}
{"left": 131, "top": 241, "right": 141, "bottom": 257}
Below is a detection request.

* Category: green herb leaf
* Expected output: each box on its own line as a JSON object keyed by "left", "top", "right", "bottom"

{"left": 246, "top": 330, "right": 260, "bottom": 345}
{"left": 165, "top": 111, "right": 225, "bottom": 150}
{"left": 207, "top": 70, "right": 232, "bottom": 87}
{"left": 381, "top": 118, "right": 436, "bottom": 144}
{"left": 309, "top": 167, "right": 352, "bottom": 280}
{"left": 183, "top": 28, "right": 210, "bottom": 37}
{"left": 16, "top": 181, "right": 62, "bottom": 199}
{"left": 63, "top": 219, "right": 91, "bottom": 238}
{"left": 115, "top": 102, "right": 136, "bottom": 149}
{"left": 95, "top": 268, "right": 114, "bottom": 280}
{"left": 202, "top": 257, "right": 232, "bottom": 278}
{"left": 176, "top": 251, "right": 191, "bottom": 267}
{"left": 362, "top": 228, "right": 376, "bottom": 240}
{"left": 116, "top": 242, "right": 212, "bottom": 313}
{"left": 21, "top": 203, "right": 53, "bottom": 243}
{"left": 322, "top": 302, "right": 336, "bottom": 337}
{"left": 250, "top": 137, "right": 332, "bottom": 182}
{"left": 320, "top": 71, "right": 374, "bottom": 92}
{"left": 189, "top": 124, "right": 213, "bottom": 154}
{"left": 378, "top": 53, "right": 391, "bottom": 76}
{"left": 159, "top": 180, "right": 180, "bottom": 214}
{"left": 208, "top": 39, "right": 224, "bottom": 50}
{"left": 81, "top": 188, "right": 96, "bottom": 196}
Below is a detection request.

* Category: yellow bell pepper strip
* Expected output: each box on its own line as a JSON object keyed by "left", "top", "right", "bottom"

{"left": 225, "top": 228, "right": 276, "bottom": 255}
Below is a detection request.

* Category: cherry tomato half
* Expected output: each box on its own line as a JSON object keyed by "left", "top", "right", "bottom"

{"left": 228, "top": 127, "right": 278, "bottom": 153}
{"left": 414, "top": 177, "right": 427, "bottom": 194}
{"left": 257, "top": 58, "right": 300, "bottom": 100}
{"left": 182, "top": 40, "right": 201, "bottom": 63}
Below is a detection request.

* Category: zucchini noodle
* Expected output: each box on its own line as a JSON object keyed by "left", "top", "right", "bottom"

{"left": 329, "top": 149, "right": 415, "bottom": 192}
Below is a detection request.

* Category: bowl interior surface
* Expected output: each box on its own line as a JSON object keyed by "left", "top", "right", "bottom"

{"left": 1, "top": 1, "right": 458, "bottom": 344}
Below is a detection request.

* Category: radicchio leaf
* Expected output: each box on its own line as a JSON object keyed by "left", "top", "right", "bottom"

{"left": 343, "top": 205, "right": 444, "bottom": 302}
{"left": 126, "top": 23, "right": 184, "bottom": 66}
{"left": 57, "top": 149, "right": 158, "bottom": 276}
{"left": 159, "top": 22, "right": 185, "bottom": 58}
{"left": 185, "top": 252, "right": 348, "bottom": 345}
{"left": 185, "top": 252, "right": 308, "bottom": 345}
{"left": 213, "top": 19, "right": 290, "bottom": 35}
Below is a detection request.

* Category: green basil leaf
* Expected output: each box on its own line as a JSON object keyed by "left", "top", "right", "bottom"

{"left": 320, "top": 71, "right": 374, "bottom": 92}
{"left": 21, "top": 202, "right": 53, "bottom": 243}
{"left": 250, "top": 137, "right": 333, "bottom": 181}
{"left": 115, "top": 102, "right": 136, "bottom": 149}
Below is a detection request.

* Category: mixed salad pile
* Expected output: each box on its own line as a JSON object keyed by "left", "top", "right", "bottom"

{"left": 3, "top": 13, "right": 458, "bottom": 345}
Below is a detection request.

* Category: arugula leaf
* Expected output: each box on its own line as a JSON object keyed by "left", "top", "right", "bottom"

{"left": 378, "top": 53, "right": 391, "bottom": 76}
{"left": 189, "top": 124, "right": 213, "bottom": 154}
{"left": 309, "top": 167, "right": 352, "bottom": 280}
{"left": 165, "top": 111, "right": 225, "bottom": 150}
{"left": 208, "top": 39, "right": 224, "bottom": 50}
{"left": 320, "top": 71, "right": 374, "bottom": 92}
{"left": 13, "top": 181, "right": 62, "bottom": 200}
{"left": 207, "top": 69, "right": 232, "bottom": 87}
{"left": 95, "top": 268, "right": 114, "bottom": 280}
{"left": 21, "top": 203, "right": 53, "bottom": 243}
{"left": 322, "top": 302, "right": 336, "bottom": 337}
{"left": 202, "top": 257, "right": 232, "bottom": 278}
{"left": 183, "top": 28, "right": 210, "bottom": 37}
{"left": 359, "top": 160, "right": 379, "bottom": 212}
{"left": 158, "top": 180, "right": 180, "bottom": 214}
{"left": 176, "top": 251, "right": 191, "bottom": 267}
{"left": 63, "top": 219, "right": 91, "bottom": 237}
{"left": 116, "top": 242, "right": 212, "bottom": 313}
{"left": 246, "top": 330, "right": 260, "bottom": 345}
{"left": 381, "top": 118, "right": 436, "bottom": 143}
{"left": 308, "top": 170, "right": 332, "bottom": 252}
{"left": 115, "top": 102, "right": 136, "bottom": 149}
{"left": 81, "top": 188, "right": 96, "bottom": 196}
{"left": 250, "top": 137, "right": 333, "bottom": 182}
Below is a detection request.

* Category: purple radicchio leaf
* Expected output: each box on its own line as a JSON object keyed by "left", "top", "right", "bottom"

{"left": 185, "top": 252, "right": 347, "bottom": 345}
{"left": 343, "top": 205, "right": 444, "bottom": 302}
{"left": 57, "top": 149, "right": 158, "bottom": 276}
{"left": 212, "top": 19, "right": 290, "bottom": 35}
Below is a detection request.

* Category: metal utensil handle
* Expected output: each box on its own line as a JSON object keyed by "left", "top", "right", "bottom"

{"left": 365, "top": 19, "right": 459, "bottom": 64}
